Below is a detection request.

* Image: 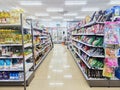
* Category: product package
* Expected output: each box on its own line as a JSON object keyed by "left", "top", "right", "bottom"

{"left": 2, "top": 72, "right": 9, "bottom": 80}
{"left": 104, "top": 22, "right": 120, "bottom": 45}
{"left": 103, "top": 65, "right": 114, "bottom": 78}
{"left": 0, "top": 72, "right": 3, "bottom": 79}
{"left": 0, "top": 60, "right": 4, "bottom": 69}
{"left": 115, "top": 67, "right": 120, "bottom": 79}
{"left": 105, "top": 48, "right": 116, "bottom": 58}
{"left": 105, "top": 58, "right": 118, "bottom": 67}
{"left": 5, "top": 59, "right": 12, "bottom": 68}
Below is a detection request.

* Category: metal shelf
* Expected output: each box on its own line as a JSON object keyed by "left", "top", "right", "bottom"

{"left": 0, "top": 79, "right": 24, "bottom": 82}
{"left": 77, "top": 62, "right": 89, "bottom": 80}
{"left": 74, "top": 50, "right": 91, "bottom": 69}
{"left": 76, "top": 21, "right": 105, "bottom": 29}
{"left": 40, "top": 37, "right": 48, "bottom": 39}
{"left": 0, "top": 43, "right": 32, "bottom": 48}
{"left": 33, "top": 28, "right": 43, "bottom": 31}
{"left": 24, "top": 43, "right": 32, "bottom": 48}
{"left": 0, "top": 68, "right": 23, "bottom": 71}
{"left": 33, "top": 34, "right": 41, "bottom": 36}
{"left": 25, "top": 63, "right": 33, "bottom": 72}
{"left": 0, "top": 56, "right": 23, "bottom": 59}
{"left": 73, "top": 47, "right": 103, "bottom": 70}
{"left": 73, "top": 44, "right": 105, "bottom": 58}
{"left": 69, "top": 47, "right": 106, "bottom": 80}
{"left": 25, "top": 53, "right": 32, "bottom": 60}
{"left": 72, "top": 38, "right": 103, "bottom": 48}
{"left": 72, "top": 33, "right": 104, "bottom": 36}
{"left": 0, "top": 24, "right": 21, "bottom": 27}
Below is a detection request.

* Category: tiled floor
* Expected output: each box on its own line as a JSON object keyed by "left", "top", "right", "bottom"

{"left": 0, "top": 44, "right": 120, "bottom": 90}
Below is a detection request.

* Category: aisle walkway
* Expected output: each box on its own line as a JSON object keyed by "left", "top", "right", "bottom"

{"left": 0, "top": 44, "right": 120, "bottom": 90}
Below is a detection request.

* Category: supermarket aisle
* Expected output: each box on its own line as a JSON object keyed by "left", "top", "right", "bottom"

{"left": 0, "top": 44, "right": 120, "bottom": 90}
{"left": 28, "top": 44, "right": 86, "bottom": 90}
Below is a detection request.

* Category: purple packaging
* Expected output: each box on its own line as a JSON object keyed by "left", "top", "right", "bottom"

{"left": 3, "top": 72, "right": 9, "bottom": 80}
{"left": 0, "top": 72, "right": 3, "bottom": 79}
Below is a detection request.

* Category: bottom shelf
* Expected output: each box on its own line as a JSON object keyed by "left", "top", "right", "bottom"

{"left": 0, "top": 71, "right": 34, "bottom": 86}
{"left": 68, "top": 47, "right": 120, "bottom": 87}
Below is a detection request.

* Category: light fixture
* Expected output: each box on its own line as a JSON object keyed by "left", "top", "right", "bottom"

{"left": 46, "top": 8, "right": 63, "bottom": 12}
{"left": 109, "top": 0, "right": 120, "bottom": 4}
{"left": 81, "top": 7, "right": 100, "bottom": 11}
{"left": 65, "top": 1, "right": 87, "bottom": 5}
{"left": 27, "top": 16, "right": 36, "bottom": 19}
{"left": 35, "top": 13, "right": 49, "bottom": 16}
{"left": 52, "top": 16, "right": 63, "bottom": 19}
{"left": 76, "top": 16, "right": 85, "bottom": 19}
{"left": 63, "top": 19, "right": 73, "bottom": 21}
{"left": 64, "top": 13, "right": 77, "bottom": 16}
{"left": 20, "top": 1, "right": 42, "bottom": 5}
{"left": 41, "top": 19, "right": 52, "bottom": 21}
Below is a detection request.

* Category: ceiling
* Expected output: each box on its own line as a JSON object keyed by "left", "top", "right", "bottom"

{"left": 0, "top": 0, "right": 119, "bottom": 21}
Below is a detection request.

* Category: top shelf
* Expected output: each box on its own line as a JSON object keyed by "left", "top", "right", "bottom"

{"left": 74, "top": 21, "right": 105, "bottom": 30}
{"left": 0, "top": 43, "right": 32, "bottom": 47}
{"left": 0, "top": 24, "right": 21, "bottom": 27}
{"left": 72, "top": 33, "right": 104, "bottom": 36}
{"left": 33, "top": 28, "right": 43, "bottom": 31}
{"left": 83, "top": 21, "right": 105, "bottom": 28}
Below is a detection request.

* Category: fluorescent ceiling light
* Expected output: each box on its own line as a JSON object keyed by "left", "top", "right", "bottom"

{"left": 109, "top": 0, "right": 120, "bottom": 4}
{"left": 63, "top": 19, "right": 73, "bottom": 21}
{"left": 65, "top": 1, "right": 87, "bottom": 5}
{"left": 76, "top": 16, "right": 85, "bottom": 19}
{"left": 35, "top": 13, "right": 49, "bottom": 16}
{"left": 27, "top": 16, "right": 36, "bottom": 19}
{"left": 20, "top": 1, "right": 42, "bottom": 5}
{"left": 41, "top": 19, "right": 52, "bottom": 21}
{"left": 81, "top": 7, "right": 99, "bottom": 11}
{"left": 47, "top": 8, "right": 63, "bottom": 12}
{"left": 64, "top": 13, "right": 77, "bottom": 16}
{"left": 52, "top": 16, "right": 63, "bottom": 19}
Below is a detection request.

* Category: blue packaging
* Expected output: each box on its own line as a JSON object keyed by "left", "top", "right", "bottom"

{"left": 5, "top": 59, "right": 11, "bottom": 68}
{"left": 2, "top": 72, "right": 9, "bottom": 80}
{"left": 0, "top": 60, "right": 5, "bottom": 68}
{"left": 15, "top": 72, "right": 19, "bottom": 80}
{"left": 115, "top": 67, "right": 120, "bottom": 79}
{"left": 113, "top": 6, "right": 120, "bottom": 16}
{"left": 10, "top": 72, "right": 14, "bottom": 80}
{"left": 105, "top": 8, "right": 113, "bottom": 15}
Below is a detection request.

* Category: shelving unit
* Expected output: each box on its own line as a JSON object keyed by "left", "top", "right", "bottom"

{"left": 68, "top": 20, "right": 115, "bottom": 86}
{"left": 68, "top": 18, "right": 120, "bottom": 86}
{"left": 32, "top": 21, "right": 53, "bottom": 70}
{"left": 0, "top": 14, "right": 35, "bottom": 89}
